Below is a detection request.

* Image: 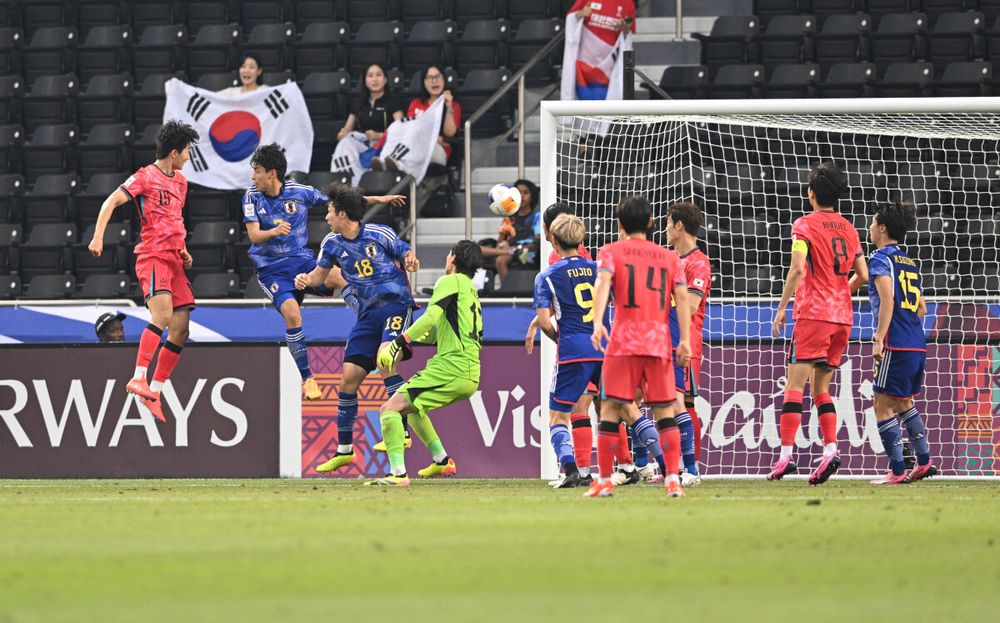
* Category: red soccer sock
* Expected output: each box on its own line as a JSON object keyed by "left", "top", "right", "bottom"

{"left": 135, "top": 324, "right": 164, "bottom": 370}
{"left": 152, "top": 341, "right": 183, "bottom": 385}
{"left": 780, "top": 389, "right": 804, "bottom": 447}
{"left": 815, "top": 392, "right": 838, "bottom": 446}
{"left": 570, "top": 414, "right": 593, "bottom": 468}
{"left": 688, "top": 405, "right": 701, "bottom": 461}
{"left": 657, "top": 421, "right": 681, "bottom": 477}
{"left": 597, "top": 421, "right": 619, "bottom": 480}
{"left": 615, "top": 422, "right": 633, "bottom": 465}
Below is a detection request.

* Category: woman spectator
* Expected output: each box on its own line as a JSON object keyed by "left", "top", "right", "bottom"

{"left": 331, "top": 64, "right": 404, "bottom": 172}
{"left": 480, "top": 179, "right": 542, "bottom": 284}
{"left": 218, "top": 53, "right": 264, "bottom": 96}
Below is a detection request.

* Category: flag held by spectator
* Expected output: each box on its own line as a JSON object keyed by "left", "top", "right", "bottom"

{"left": 560, "top": 10, "right": 633, "bottom": 101}
{"left": 162, "top": 78, "right": 313, "bottom": 190}
{"left": 377, "top": 96, "right": 445, "bottom": 184}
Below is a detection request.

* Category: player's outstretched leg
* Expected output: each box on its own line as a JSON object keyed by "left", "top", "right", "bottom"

{"left": 900, "top": 405, "right": 937, "bottom": 481}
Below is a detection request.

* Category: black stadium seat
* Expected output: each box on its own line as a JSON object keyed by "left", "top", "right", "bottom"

{"left": 196, "top": 72, "right": 238, "bottom": 92}
{"left": 0, "top": 124, "right": 23, "bottom": 175}
{"left": 187, "top": 23, "right": 242, "bottom": 81}
{"left": 817, "top": 61, "right": 876, "bottom": 97}
{"left": 74, "top": 273, "right": 131, "bottom": 299}
{"left": 400, "top": 0, "right": 450, "bottom": 30}
{"left": 0, "top": 275, "right": 22, "bottom": 299}
{"left": 752, "top": 14, "right": 817, "bottom": 74}
{"left": 24, "top": 273, "right": 76, "bottom": 299}
{"left": 73, "top": 223, "right": 130, "bottom": 280}
{"left": 22, "top": 173, "right": 80, "bottom": 227}
{"left": 345, "top": 0, "right": 395, "bottom": 32}
{"left": 22, "top": 123, "right": 78, "bottom": 183}
{"left": 244, "top": 23, "right": 296, "bottom": 74}
{"left": 19, "top": 222, "right": 77, "bottom": 280}
{"left": 76, "top": 24, "right": 131, "bottom": 83}
{"left": 0, "top": 173, "right": 25, "bottom": 223}
{"left": 649, "top": 65, "right": 709, "bottom": 99}
{"left": 131, "top": 1, "right": 182, "bottom": 35}
{"left": 0, "top": 27, "right": 23, "bottom": 76}
{"left": 301, "top": 71, "right": 351, "bottom": 122}
{"left": 22, "top": 26, "right": 76, "bottom": 82}
{"left": 0, "top": 75, "right": 24, "bottom": 126}
{"left": 186, "top": 0, "right": 237, "bottom": 33}
{"left": 508, "top": 18, "right": 563, "bottom": 86}
{"left": 349, "top": 21, "right": 403, "bottom": 78}
{"left": 925, "top": 11, "right": 986, "bottom": 73}
{"left": 704, "top": 64, "right": 765, "bottom": 98}
{"left": 77, "top": 124, "right": 133, "bottom": 182}
{"left": 76, "top": 0, "right": 126, "bottom": 39}
{"left": 693, "top": 15, "right": 760, "bottom": 76}
{"left": 400, "top": 20, "right": 457, "bottom": 75}
{"left": 810, "top": 1, "right": 860, "bottom": 27}
{"left": 869, "top": 12, "right": 928, "bottom": 74}
{"left": 458, "top": 68, "right": 513, "bottom": 136}
{"left": 186, "top": 220, "right": 238, "bottom": 277}
{"left": 131, "top": 24, "right": 187, "bottom": 83}
{"left": 22, "top": 73, "right": 77, "bottom": 134}
{"left": 455, "top": 0, "right": 502, "bottom": 30}
{"left": 874, "top": 61, "right": 934, "bottom": 97}
{"left": 192, "top": 272, "right": 240, "bottom": 298}
{"left": 21, "top": 0, "right": 70, "bottom": 39}
{"left": 77, "top": 73, "right": 133, "bottom": 132}
{"left": 131, "top": 123, "right": 160, "bottom": 170}
{"left": 762, "top": 63, "right": 820, "bottom": 98}
{"left": 76, "top": 172, "right": 129, "bottom": 225}
{"left": 294, "top": 22, "right": 350, "bottom": 76}
{"left": 813, "top": 13, "right": 872, "bottom": 74}
{"left": 295, "top": 1, "right": 341, "bottom": 31}
{"left": 865, "top": 0, "right": 911, "bottom": 23}
{"left": 454, "top": 19, "right": 510, "bottom": 74}
{"left": 133, "top": 75, "right": 175, "bottom": 131}
{"left": 240, "top": 0, "right": 288, "bottom": 32}
{"left": 184, "top": 184, "right": 231, "bottom": 225}
{"left": 932, "top": 60, "right": 993, "bottom": 95}
{"left": 754, "top": 0, "right": 800, "bottom": 30}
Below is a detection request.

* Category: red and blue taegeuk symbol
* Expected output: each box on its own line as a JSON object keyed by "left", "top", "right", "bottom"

{"left": 209, "top": 111, "right": 261, "bottom": 162}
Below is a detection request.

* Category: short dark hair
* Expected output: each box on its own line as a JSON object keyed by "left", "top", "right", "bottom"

{"left": 873, "top": 199, "right": 917, "bottom": 242}
{"left": 250, "top": 143, "right": 287, "bottom": 180}
{"left": 450, "top": 239, "right": 483, "bottom": 277}
{"left": 808, "top": 161, "right": 847, "bottom": 208}
{"left": 419, "top": 65, "right": 445, "bottom": 100}
{"left": 616, "top": 195, "right": 652, "bottom": 235}
{"left": 543, "top": 202, "right": 574, "bottom": 229}
{"left": 155, "top": 120, "right": 199, "bottom": 160}
{"left": 513, "top": 178, "right": 539, "bottom": 212}
{"left": 238, "top": 53, "right": 264, "bottom": 85}
{"left": 362, "top": 63, "right": 389, "bottom": 98}
{"left": 326, "top": 182, "right": 367, "bottom": 221}
{"left": 668, "top": 201, "right": 702, "bottom": 236}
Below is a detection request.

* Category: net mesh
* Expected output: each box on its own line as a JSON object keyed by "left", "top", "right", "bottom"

{"left": 552, "top": 112, "right": 1000, "bottom": 478}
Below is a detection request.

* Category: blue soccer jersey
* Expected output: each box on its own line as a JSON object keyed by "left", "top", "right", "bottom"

{"left": 534, "top": 255, "right": 607, "bottom": 364}
{"left": 317, "top": 223, "right": 415, "bottom": 314}
{"left": 868, "top": 244, "right": 926, "bottom": 351}
{"left": 242, "top": 181, "right": 328, "bottom": 268}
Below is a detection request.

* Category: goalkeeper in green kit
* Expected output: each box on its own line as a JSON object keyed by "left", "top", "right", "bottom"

{"left": 369, "top": 240, "right": 485, "bottom": 486}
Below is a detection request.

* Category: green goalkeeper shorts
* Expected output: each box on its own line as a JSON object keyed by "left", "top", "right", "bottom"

{"left": 400, "top": 368, "right": 479, "bottom": 417}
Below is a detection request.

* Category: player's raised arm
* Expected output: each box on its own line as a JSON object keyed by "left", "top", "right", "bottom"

{"left": 365, "top": 194, "right": 406, "bottom": 207}
{"left": 88, "top": 188, "right": 131, "bottom": 257}
{"left": 773, "top": 237, "right": 808, "bottom": 337}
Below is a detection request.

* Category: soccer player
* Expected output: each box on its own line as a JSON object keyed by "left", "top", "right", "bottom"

{"left": 589, "top": 195, "right": 692, "bottom": 498}
{"left": 533, "top": 214, "right": 607, "bottom": 488}
{"left": 769, "top": 161, "right": 868, "bottom": 485}
{"left": 294, "top": 184, "right": 419, "bottom": 473}
{"left": 87, "top": 120, "right": 200, "bottom": 422}
{"left": 666, "top": 201, "right": 712, "bottom": 486}
{"left": 370, "top": 240, "right": 485, "bottom": 486}
{"left": 865, "top": 200, "right": 936, "bottom": 484}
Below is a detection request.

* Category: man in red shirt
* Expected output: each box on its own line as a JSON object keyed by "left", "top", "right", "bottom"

{"left": 87, "top": 120, "right": 200, "bottom": 422}
{"left": 769, "top": 161, "right": 868, "bottom": 484}
{"left": 590, "top": 195, "right": 692, "bottom": 498}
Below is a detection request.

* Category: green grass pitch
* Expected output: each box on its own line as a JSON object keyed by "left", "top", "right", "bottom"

{"left": 1, "top": 479, "right": 998, "bottom": 622}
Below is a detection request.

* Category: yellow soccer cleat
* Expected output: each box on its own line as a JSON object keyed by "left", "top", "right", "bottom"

{"left": 363, "top": 475, "right": 411, "bottom": 487}
{"left": 315, "top": 452, "right": 356, "bottom": 473}
{"left": 418, "top": 457, "right": 457, "bottom": 479}
{"left": 302, "top": 377, "right": 321, "bottom": 400}
{"left": 373, "top": 434, "right": 413, "bottom": 452}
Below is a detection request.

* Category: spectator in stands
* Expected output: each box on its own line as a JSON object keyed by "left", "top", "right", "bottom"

{"left": 95, "top": 312, "right": 126, "bottom": 343}
{"left": 569, "top": 1, "right": 635, "bottom": 36}
{"left": 331, "top": 64, "right": 404, "bottom": 173}
{"left": 372, "top": 65, "right": 461, "bottom": 171}
{"left": 218, "top": 53, "right": 264, "bottom": 97}
{"left": 480, "top": 179, "right": 542, "bottom": 284}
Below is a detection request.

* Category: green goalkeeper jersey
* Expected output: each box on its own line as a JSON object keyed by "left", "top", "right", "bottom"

{"left": 404, "top": 273, "right": 483, "bottom": 382}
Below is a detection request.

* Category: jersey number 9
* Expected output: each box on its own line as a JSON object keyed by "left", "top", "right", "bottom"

{"left": 574, "top": 282, "right": 595, "bottom": 323}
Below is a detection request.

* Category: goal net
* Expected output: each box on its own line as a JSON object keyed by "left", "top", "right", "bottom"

{"left": 538, "top": 98, "right": 1000, "bottom": 480}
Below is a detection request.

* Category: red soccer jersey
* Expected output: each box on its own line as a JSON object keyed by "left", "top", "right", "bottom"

{"left": 569, "top": 0, "right": 637, "bottom": 46}
{"left": 548, "top": 245, "right": 592, "bottom": 266}
{"left": 597, "top": 238, "right": 685, "bottom": 358}
{"left": 670, "top": 248, "right": 711, "bottom": 362}
{"left": 120, "top": 165, "right": 188, "bottom": 256}
{"left": 790, "top": 210, "right": 862, "bottom": 326}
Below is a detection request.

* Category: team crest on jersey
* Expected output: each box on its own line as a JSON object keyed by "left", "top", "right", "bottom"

{"left": 283, "top": 199, "right": 297, "bottom": 215}
{"left": 364, "top": 242, "right": 378, "bottom": 259}
{"left": 270, "top": 282, "right": 279, "bottom": 293}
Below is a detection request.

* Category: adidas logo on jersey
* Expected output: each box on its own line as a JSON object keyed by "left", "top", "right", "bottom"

{"left": 341, "top": 251, "right": 349, "bottom": 257}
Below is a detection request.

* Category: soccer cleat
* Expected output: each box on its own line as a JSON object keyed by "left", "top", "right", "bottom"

{"left": 578, "top": 473, "right": 594, "bottom": 487}
{"left": 373, "top": 434, "right": 413, "bottom": 452}
{"left": 582, "top": 479, "right": 614, "bottom": 498}
{"left": 315, "top": 452, "right": 356, "bottom": 473}
{"left": 142, "top": 394, "right": 166, "bottom": 423}
{"left": 908, "top": 462, "right": 939, "bottom": 482}
{"left": 550, "top": 471, "right": 583, "bottom": 489}
{"left": 647, "top": 474, "right": 665, "bottom": 485}
{"left": 126, "top": 377, "right": 157, "bottom": 401}
{"left": 637, "top": 464, "right": 657, "bottom": 481}
{"left": 610, "top": 468, "right": 641, "bottom": 486}
{"left": 364, "top": 474, "right": 411, "bottom": 487}
{"left": 767, "top": 456, "right": 797, "bottom": 481}
{"left": 680, "top": 471, "right": 702, "bottom": 487}
{"left": 418, "top": 457, "right": 457, "bottom": 478}
{"left": 808, "top": 451, "right": 841, "bottom": 485}
{"left": 870, "top": 470, "right": 911, "bottom": 485}
{"left": 302, "top": 377, "right": 321, "bottom": 401}
{"left": 665, "top": 479, "right": 686, "bottom": 498}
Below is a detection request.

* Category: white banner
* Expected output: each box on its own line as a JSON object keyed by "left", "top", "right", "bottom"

{"left": 162, "top": 79, "right": 314, "bottom": 190}
{"left": 329, "top": 131, "right": 370, "bottom": 183}
{"left": 378, "top": 96, "right": 445, "bottom": 184}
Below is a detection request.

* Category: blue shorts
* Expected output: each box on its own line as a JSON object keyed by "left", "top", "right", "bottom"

{"left": 873, "top": 349, "right": 925, "bottom": 398}
{"left": 345, "top": 302, "right": 413, "bottom": 371}
{"left": 550, "top": 360, "right": 602, "bottom": 412}
{"left": 673, "top": 353, "right": 700, "bottom": 397}
{"left": 256, "top": 256, "right": 318, "bottom": 312}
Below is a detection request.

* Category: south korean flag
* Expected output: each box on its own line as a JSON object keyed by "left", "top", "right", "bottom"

{"left": 377, "top": 96, "right": 446, "bottom": 184}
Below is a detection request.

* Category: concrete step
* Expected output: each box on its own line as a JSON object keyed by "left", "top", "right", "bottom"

{"left": 471, "top": 166, "right": 540, "bottom": 194}
{"left": 414, "top": 217, "right": 498, "bottom": 243}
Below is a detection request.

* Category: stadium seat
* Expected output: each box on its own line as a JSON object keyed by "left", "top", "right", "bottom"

{"left": 73, "top": 223, "right": 130, "bottom": 280}
{"left": 0, "top": 124, "right": 24, "bottom": 175}
{"left": 400, "top": 21, "right": 457, "bottom": 76}
{"left": 74, "top": 0, "right": 125, "bottom": 38}
{"left": 186, "top": 220, "right": 238, "bottom": 277}
{"left": 305, "top": 171, "right": 350, "bottom": 202}
{"left": 508, "top": 18, "right": 563, "bottom": 85}
{"left": 0, "top": 27, "right": 24, "bottom": 76}
{"left": 981, "top": 0, "right": 1000, "bottom": 22}
{"left": 184, "top": 184, "right": 231, "bottom": 225}
{"left": 77, "top": 73, "right": 133, "bottom": 132}
{"left": 21, "top": 0, "right": 70, "bottom": 39}
{"left": 294, "top": 0, "right": 341, "bottom": 31}
{"left": 307, "top": 220, "right": 331, "bottom": 246}
{"left": 931, "top": 60, "right": 993, "bottom": 95}
{"left": 22, "top": 26, "right": 77, "bottom": 83}
{"left": 704, "top": 64, "right": 765, "bottom": 99}
{"left": 399, "top": 0, "right": 451, "bottom": 30}
{"left": 21, "top": 123, "right": 78, "bottom": 183}
{"left": 919, "top": 0, "right": 969, "bottom": 23}
{"left": 301, "top": 71, "right": 352, "bottom": 122}
{"left": 752, "top": 14, "right": 817, "bottom": 74}
{"left": 0, "top": 173, "right": 25, "bottom": 223}
{"left": 812, "top": 13, "right": 871, "bottom": 73}
{"left": 263, "top": 70, "right": 296, "bottom": 87}
{"left": 22, "top": 73, "right": 77, "bottom": 134}
{"left": 242, "top": 276, "right": 269, "bottom": 298}
{"left": 23, "top": 273, "right": 76, "bottom": 298}
{"left": 345, "top": 0, "right": 395, "bottom": 32}
{"left": 455, "top": 0, "right": 503, "bottom": 30}
{"left": 349, "top": 21, "right": 403, "bottom": 79}
{"left": 0, "top": 274, "right": 21, "bottom": 299}
{"left": 240, "top": 0, "right": 288, "bottom": 32}
{"left": 131, "top": 1, "right": 182, "bottom": 35}
{"left": 498, "top": 268, "right": 536, "bottom": 295}
{"left": 133, "top": 75, "right": 175, "bottom": 131}
{"left": 762, "top": 63, "right": 821, "bottom": 97}
{"left": 754, "top": 0, "right": 801, "bottom": 29}
{"left": 358, "top": 172, "right": 411, "bottom": 226}
{"left": 76, "top": 25, "right": 131, "bottom": 83}
{"left": 192, "top": 272, "right": 240, "bottom": 298}
{"left": 19, "top": 222, "right": 77, "bottom": 280}
{"left": 0, "top": 221, "right": 21, "bottom": 275}
{"left": 22, "top": 173, "right": 80, "bottom": 226}
{"left": 925, "top": 11, "right": 986, "bottom": 73}
{"left": 873, "top": 61, "right": 934, "bottom": 96}
{"left": 646, "top": 65, "right": 709, "bottom": 99}
{"left": 308, "top": 120, "right": 340, "bottom": 176}
{"left": 458, "top": 68, "right": 513, "bottom": 136}
{"left": 508, "top": 0, "right": 561, "bottom": 26}
{"left": 196, "top": 72, "right": 238, "bottom": 92}
{"left": 454, "top": 19, "right": 511, "bottom": 74}
{"left": 75, "top": 171, "right": 129, "bottom": 225}
{"left": 74, "top": 273, "right": 131, "bottom": 299}
{"left": 186, "top": 0, "right": 237, "bottom": 33}
{"left": 244, "top": 23, "right": 296, "bottom": 74}
{"left": 817, "top": 61, "right": 876, "bottom": 96}
{"left": 693, "top": 15, "right": 761, "bottom": 76}
{"left": 78, "top": 124, "right": 133, "bottom": 182}
{"left": 187, "top": 23, "right": 242, "bottom": 81}
{"left": 868, "top": 12, "right": 928, "bottom": 73}
{"left": 0, "top": 74, "right": 24, "bottom": 125}
{"left": 810, "top": 0, "right": 862, "bottom": 26}
{"left": 293, "top": 22, "right": 350, "bottom": 77}
{"left": 865, "top": 0, "right": 912, "bottom": 22}
{"left": 131, "top": 24, "right": 187, "bottom": 83}
{"left": 130, "top": 123, "right": 160, "bottom": 169}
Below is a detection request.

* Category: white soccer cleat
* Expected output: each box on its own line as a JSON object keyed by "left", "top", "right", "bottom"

{"left": 637, "top": 464, "right": 657, "bottom": 482}
{"left": 680, "top": 471, "right": 702, "bottom": 487}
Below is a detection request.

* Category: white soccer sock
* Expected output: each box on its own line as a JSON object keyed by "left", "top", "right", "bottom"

{"left": 823, "top": 443, "right": 838, "bottom": 457}
{"left": 149, "top": 380, "right": 163, "bottom": 393}
{"left": 133, "top": 366, "right": 146, "bottom": 380}
{"left": 432, "top": 452, "right": 447, "bottom": 463}
{"left": 337, "top": 444, "right": 353, "bottom": 454}
{"left": 391, "top": 465, "right": 407, "bottom": 477}
{"left": 779, "top": 446, "right": 793, "bottom": 461}
{"left": 578, "top": 465, "right": 590, "bottom": 476}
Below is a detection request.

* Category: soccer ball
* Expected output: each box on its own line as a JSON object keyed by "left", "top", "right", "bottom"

{"left": 488, "top": 183, "right": 521, "bottom": 217}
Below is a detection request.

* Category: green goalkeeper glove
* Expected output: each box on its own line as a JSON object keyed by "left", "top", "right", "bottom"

{"left": 377, "top": 334, "right": 411, "bottom": 375}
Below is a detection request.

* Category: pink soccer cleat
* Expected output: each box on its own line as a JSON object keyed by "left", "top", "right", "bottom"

{"left": 126, "top": 377, "right": 157, "bottom": 401}
{"left": 808, "top": 451, "right": 841, "bottom": 485}
{"left": 870, "top": 470, "right": 911, "bottom": 485}
{"left": 142, "top": 394, "right": 166, "bottom": 422}
{"left": 665, "top": 479, "right": 686, "bottom": 498}
{"left": 908, "top": 462, "right": 939, "bottom": 482}
{"left": 767, "top": 456, "right": 797, "bottom": 481}
{"left": 582, "top": 480, "right": 614, "bottom": 498}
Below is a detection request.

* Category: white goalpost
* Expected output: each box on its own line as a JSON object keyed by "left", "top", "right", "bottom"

{"left": 539, "top": 97, "right": 1000, "bottom": 480}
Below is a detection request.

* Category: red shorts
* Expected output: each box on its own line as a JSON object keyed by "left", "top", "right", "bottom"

{"left": 602, "top": 355, "right": 677, "bottom": 407}
{"left": 135, "top": 251, "right": 195, "bottom": 310}
{"left": 789, "top": 318, "right": 850, "bottom": 368}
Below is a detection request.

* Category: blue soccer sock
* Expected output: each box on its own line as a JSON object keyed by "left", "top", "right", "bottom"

{"left": 632, "top": 416, "right": 665, "bottom": 474}
{"left": 285, "top": 327, "right": 311, "bottom": 381}
{"left": 877, "top": 418, "right": 907, "bottom": 476}
{"left": 900, "top": 407, "right": 930, "bottom": 465}
{"left": 675, "top": 411, "right": 700, "bottom": 476}
{"left": 337, "top": 391, "right": 358, "bottom": 452}
{"left": 549, "top": 424, "right": 577, "bottom": 471}
{"left": 629, "top": 424, "right": 649, "bottom": 468}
